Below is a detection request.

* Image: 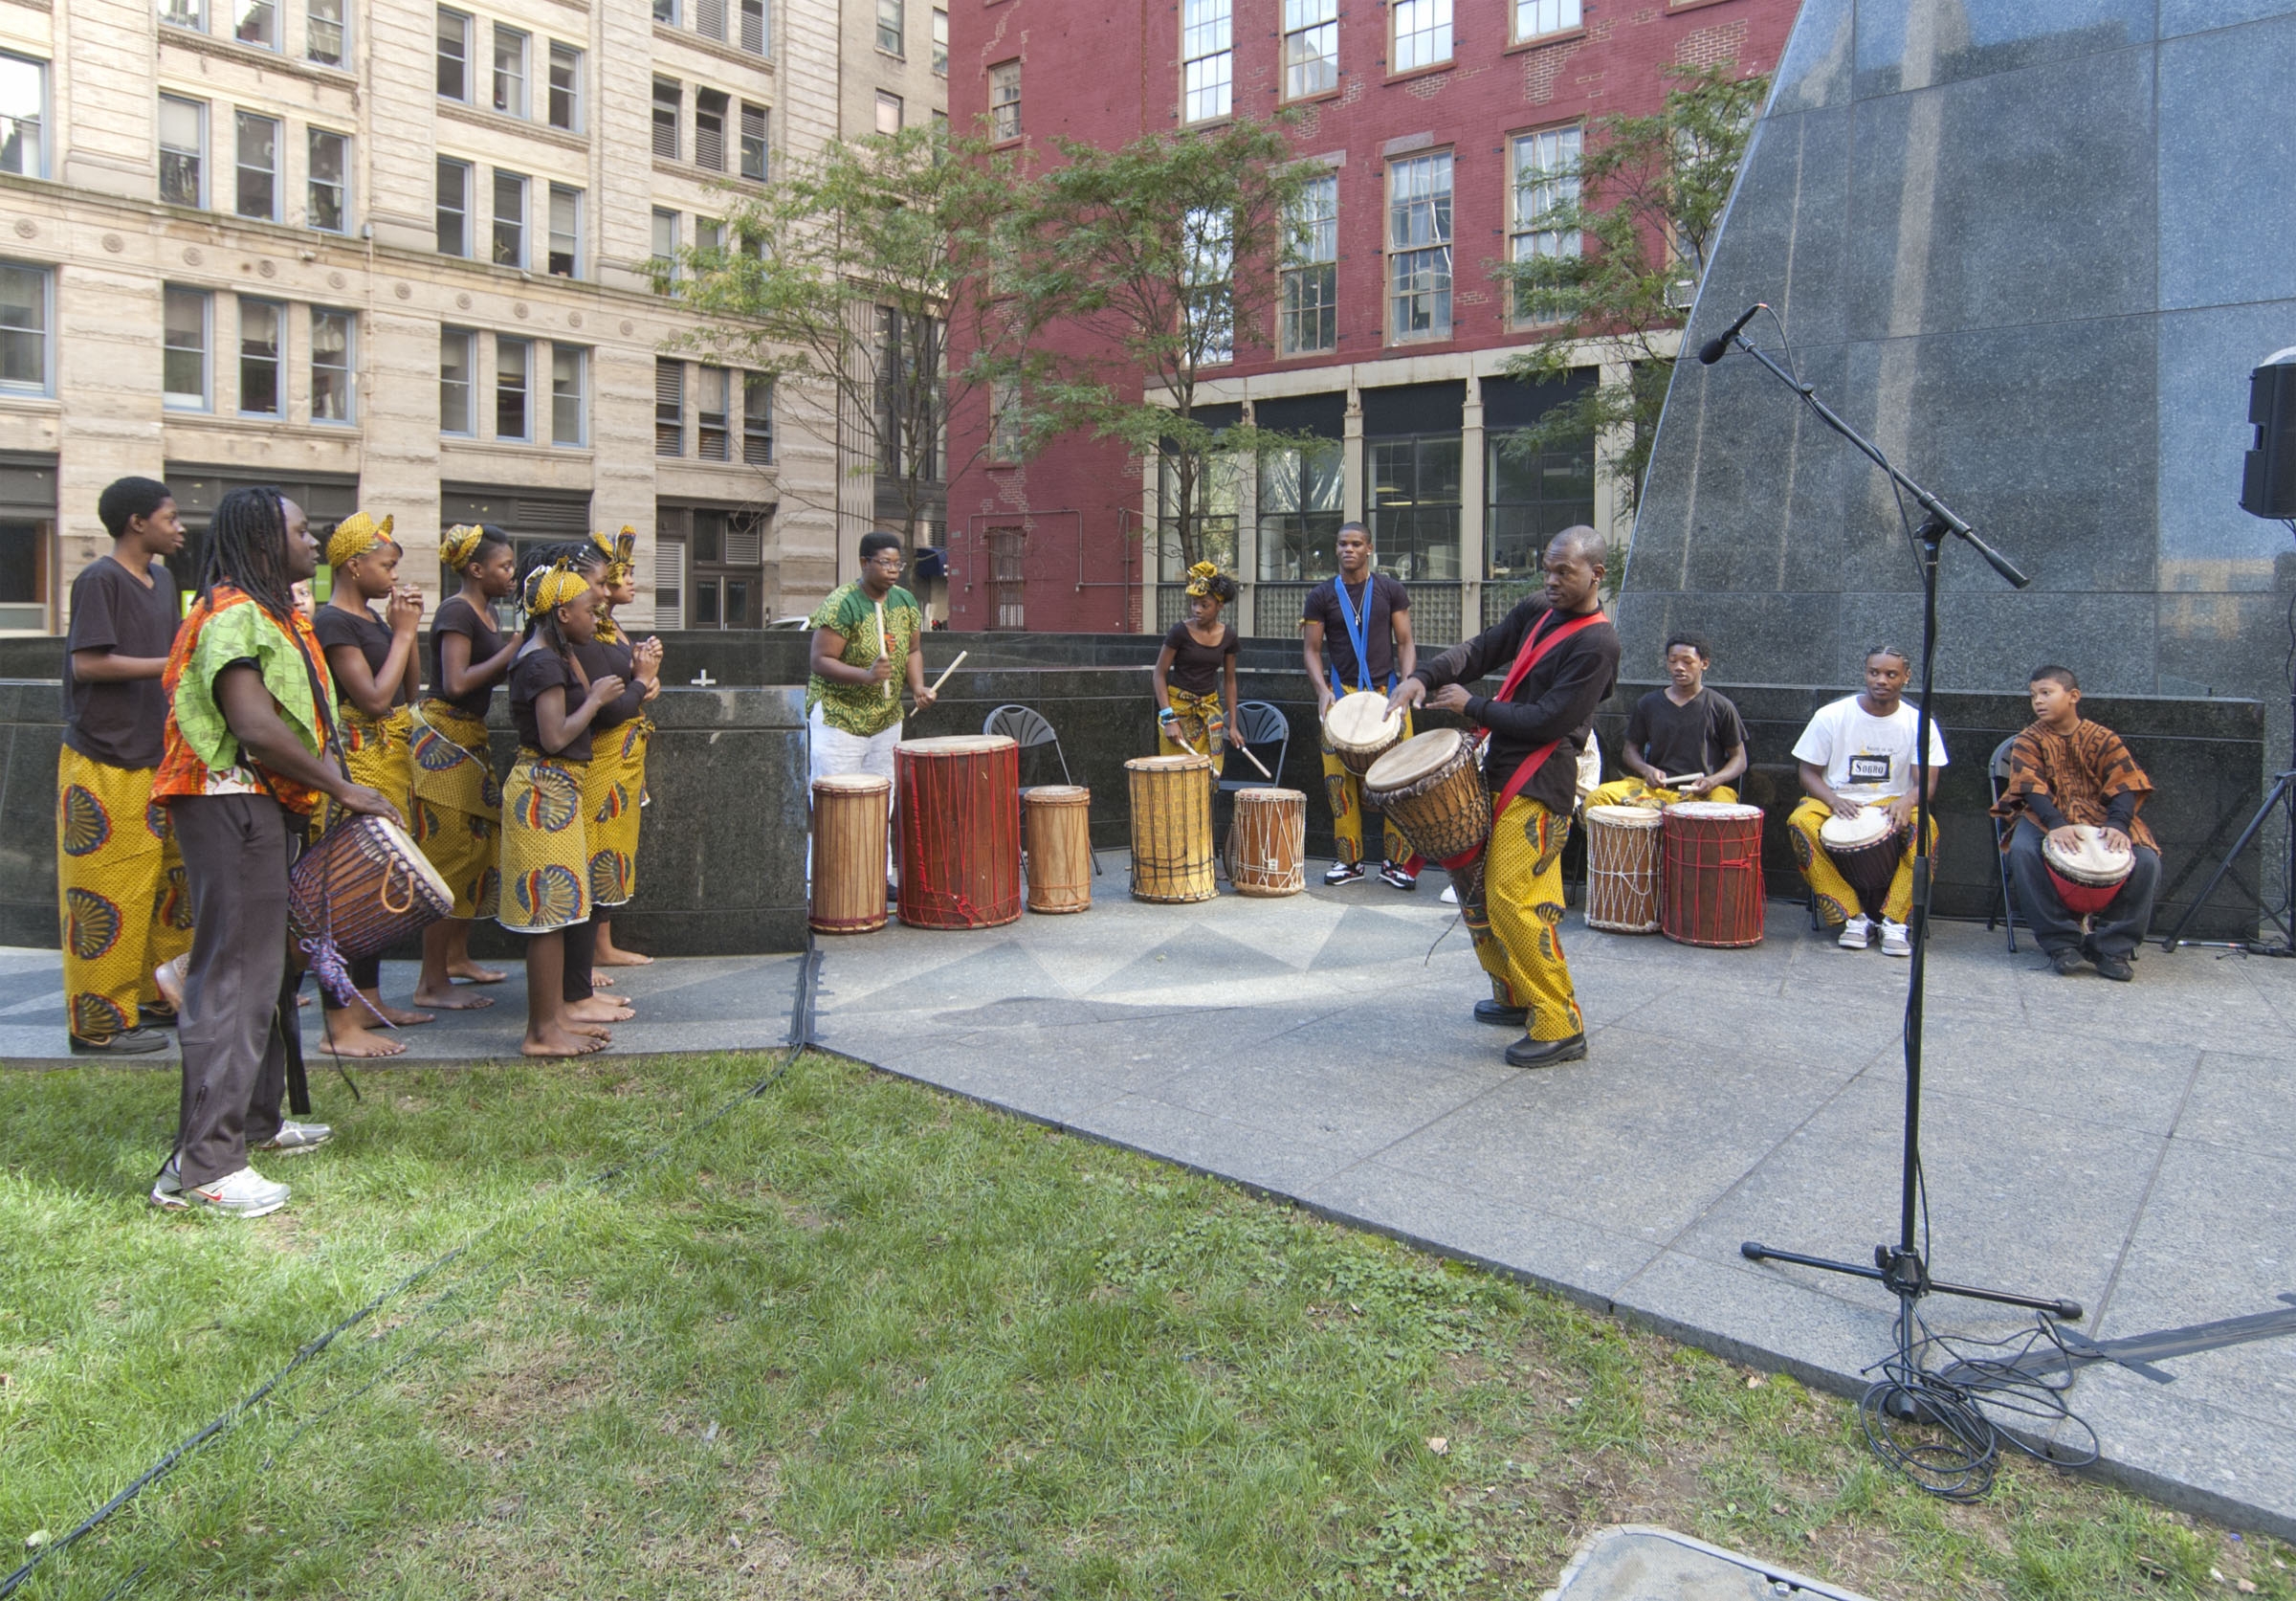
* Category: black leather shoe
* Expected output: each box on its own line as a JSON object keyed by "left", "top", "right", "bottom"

{"left": 2047, "top": 948, "right": 2086, "bottom": 976}
{"left": 69, "top": 1027, "right": 168, "bottom": 1056}
{"left": 139, "top": 1004, "right": 178, "bottom": 1030}
{"left": 1473, "top": 999, "right": 1529, "bottom": 1028}
{"left": 1505, "top": 1032, "right": 1587, "bottom": 1068}
{"left": 2094, "top": 952, "right": 2134, "bottom": 982}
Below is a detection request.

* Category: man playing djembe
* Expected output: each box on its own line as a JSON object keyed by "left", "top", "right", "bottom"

{"left": 1390, "top": 526, "right": 1619, "bottom": 1068}
{"left": 1994, "top": 665, "right": 2160, "bottom": 981}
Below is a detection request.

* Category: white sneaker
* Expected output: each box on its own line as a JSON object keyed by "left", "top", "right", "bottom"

{"left": 1837, "top": 915, "right": 1872, "bottom": 950}
{"left": 1441, "top": 883, "right": 1459, "bottom": 904}
{"left": 148, "top": 1155, "right": 183, "bottom": 1208}
{"left": 176, "top": 1165, "right": 290, "bottom": 1217}
{"left": 1880, "top": 921, "right": 1912, "bottom": 957}
{"left": 255, "top": 1120, "right": 333, "bottom": 1156}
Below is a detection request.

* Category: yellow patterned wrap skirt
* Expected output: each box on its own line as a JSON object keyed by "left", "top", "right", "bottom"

{"left": 583, "top": 715, "right": 650, "bottom": 909}
{"left": 56, "top": 748, "right": 193, "bottom": 1041}
{"left": 338, "top": 704, "right": 415, "bottom": 816}
{"left": 409, "top": 700, "right": 502, "bottom": 921}
{"left": 497, "top": 747, "right": 591, "bottom": 935}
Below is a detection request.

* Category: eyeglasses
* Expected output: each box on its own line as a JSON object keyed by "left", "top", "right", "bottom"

{"left": 868, "top": 554, "right": 904, "bottom": 569}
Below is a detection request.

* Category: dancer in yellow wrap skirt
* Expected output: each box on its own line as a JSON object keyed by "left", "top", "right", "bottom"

{"left": 579, "top": 527, "right": 664, "bottom": 968}
{"left": 1152, "top": 563, "right": 1240, "bottom": 764}
{"left": 412, "top": 523, "right": 519, "bottom": 1009}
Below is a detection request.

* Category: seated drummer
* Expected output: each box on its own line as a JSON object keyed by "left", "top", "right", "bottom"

{"left": 1302, "top": 521, "right": 1422, "bottom": 890}
{"left": 1588, "top": 633, "right": 1748, "bottom": 809}
{"left": 1994, "top": 665, "right": 2159, "bottom": 981}
{"left": 1786, "top": 646, "right": 1946, "bottom": 957}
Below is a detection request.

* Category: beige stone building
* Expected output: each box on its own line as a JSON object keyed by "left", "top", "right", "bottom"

{"left": 0, "top": 0, "right": 893, "bottom": 636}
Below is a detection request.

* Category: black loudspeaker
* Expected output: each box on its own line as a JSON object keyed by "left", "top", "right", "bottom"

{"left": 2241, "top": 355, "right": 2296, "bottom": 518}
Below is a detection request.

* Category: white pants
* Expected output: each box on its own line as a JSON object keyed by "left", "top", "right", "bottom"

{"left": 807, "top": 704, "right": 900, "bottom": 879}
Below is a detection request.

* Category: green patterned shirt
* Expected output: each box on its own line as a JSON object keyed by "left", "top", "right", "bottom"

{"left": 806, "top": 582, "right": 921, "bottom": 738}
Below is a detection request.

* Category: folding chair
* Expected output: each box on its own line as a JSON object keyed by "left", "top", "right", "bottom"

{"left": 982, "top": 703, "right": 1096, "bottom": 875}
{"left": 1218, "top": 700, "right": 1291, "bottom": 793}
{"left": 1984, "top": 733, "right": 2023, "bottom": 951}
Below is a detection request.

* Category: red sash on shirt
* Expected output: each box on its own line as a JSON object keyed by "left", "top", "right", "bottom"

{"left": 1441, "top": 608, "right": 1606, "bottom": 870}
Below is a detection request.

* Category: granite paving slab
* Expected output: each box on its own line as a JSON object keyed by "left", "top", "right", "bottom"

{"left": 817, "top": 852, "right": 2296, "bottom": 1542}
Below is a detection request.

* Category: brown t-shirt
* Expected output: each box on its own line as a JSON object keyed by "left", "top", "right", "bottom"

{"left": 429, "top": 594, "right": 504, "bottom": 722}
{"left": 314, "top": 604, "right": 408, "bottom": 709}
{"left": 1161, "top": 620, "right": 1237, "bottom": 696}
{"left": 509, "top": 643, "right": 590, "bottom": 761}
{"left": 62, "top": 555, "right": 179, "bottom": 768}
{"left": 573, "top": 636, "right": 648, "bottom": 731}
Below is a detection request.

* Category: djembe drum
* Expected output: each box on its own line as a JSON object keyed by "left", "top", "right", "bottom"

{"left": 1023, "top": 784, "right": 1093, "bottom": 914}
{"left": 1660, "top": 800, "right": 1766, "bottom": 947}
{"left": 1127, "top": 753, "right": 1215, "bottom": 901}
{"left": 810, "top": 772, "right": 892, "bottom": 934}
{"left": 2042, "top": 825, "right": 2134, "bottom": 917}
{"left": 894, "top": 735, "right": 1022, "bottom": 929}
{"left": 1582, "top": 804, "right": 1664, "bottom": 933}
{"left": 289, "top": 814, "right": 455, "bottom": 968}
{"left": 1225, "top": 788, "right": 1306, "bottom": 897}
{"left": 1324, "top": 691, "right": 1407, "bottom": 776}
{"left": 1819, "top": 806, "right": 1903, "bottom": 920}
{"left": 1363, "top": 729, "right": 1491, "bottom": 870}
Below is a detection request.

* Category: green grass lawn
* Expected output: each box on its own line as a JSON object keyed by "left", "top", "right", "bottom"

{"left": 1, "top": 1050, "right": 2289, "bottom": 1600}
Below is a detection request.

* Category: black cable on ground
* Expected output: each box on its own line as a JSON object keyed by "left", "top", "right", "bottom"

{"left": 2, "top": 935, "right": 822, "bottom": 1601}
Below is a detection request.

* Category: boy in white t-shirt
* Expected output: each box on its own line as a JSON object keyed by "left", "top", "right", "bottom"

{"left": 1786, "top": 647, "right": 1949, "bottom": 955}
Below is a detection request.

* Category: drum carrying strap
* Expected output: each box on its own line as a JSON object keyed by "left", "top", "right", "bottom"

{"left": 1441, "top": 609, "right": 1607, "bottom": 871}
{"left": 1328, "top": 575, "right": 1397, "bottom": 700}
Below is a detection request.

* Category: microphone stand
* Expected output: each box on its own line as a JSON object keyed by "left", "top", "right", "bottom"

{"left": 1716, "top": 330, "right": 2086, "bottom": 1341}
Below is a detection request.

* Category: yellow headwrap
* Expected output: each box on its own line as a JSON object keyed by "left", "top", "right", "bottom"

{"left": 1183, "top": 561, "right": 1224, "bottom": 598}
{"left": 324, "top": 511, "right": 394, "bottom": 569}
{"left": 590, "top": 525, "right": 637, "bottom": 585}
{"left": 523, "top": 560, "right": 593, "bottom": 619}
{"left": 441, "top": 523, "right": 487, "bottom": 570}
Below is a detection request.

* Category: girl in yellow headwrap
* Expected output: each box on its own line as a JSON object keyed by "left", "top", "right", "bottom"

{"left": 1152, "top": 561, "right": 1239, "bottom": 760}
{"left": 313, "top": 510, "right": 431, "bottom": 1057}
{"left": 410, "top": 523, "right": 519, "bottom": 1010}
{"left": 578, "top": 527, "right": 665, "bottom": 967}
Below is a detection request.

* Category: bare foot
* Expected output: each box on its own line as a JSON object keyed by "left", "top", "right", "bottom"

{"left": 595, "top": 947, "right": 654, "bottom": 967}
{"left": 448, "top": 961, "right": 508, "bottom": 985}
{"left": 572, "top": 1021, "right": 612, "bottom": 1039}
{"left": 297, "top": 993, "right": 311, "bottom": 1010}
{"left": 523, "top": 1024, "right": 607, "bottom": 1057}
{"left": 372, "top": 1000, "right": 436, "bottom": 1027}
{"left": 410, "top": 986, "right": 495, "bottom": 1010}
{"left": 155, "top": 955, "right": 188, "bottom": 1012}
{"left": 566, "top": 996, "right": 635, "bottom": 1023}
{"left": 589, "top": 971, "right": 616, "bottom": 987}
{"left": 320, "top": 1021, "right": 407, "bottom": 1058}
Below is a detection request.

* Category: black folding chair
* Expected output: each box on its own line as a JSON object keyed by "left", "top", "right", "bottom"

{"left": 1218, "top": 700, "right": 1291, "bottom": 792}
{"left": 1984, "top": 733, "right": 2024, "bottom": 951}
{"left": 982, "top": 703, "right": 1097, "bottom": 875}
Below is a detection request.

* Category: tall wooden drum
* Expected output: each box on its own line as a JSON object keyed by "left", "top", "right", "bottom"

{"left": 1660, "top": 800, "right": 1766, "bottom": 948}
{"left": 1582, "top": 804, "right": 1663, "bottom": 934}
{"left": 1126, "top": 753, "right": 1215, "bottom": 902}
{"left": 894, "top": 735, "right": 1022, "bottom": 929}
{"left": 1024, "top": 785, "right": 1093, "bottom": 914}
{"left": 810, "top": 772, "right": 892, "bottom": 934}
{"left": 1225, "top": 788, "right": 1306, "bottom": 897}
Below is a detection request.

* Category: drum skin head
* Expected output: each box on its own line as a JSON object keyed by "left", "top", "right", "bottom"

{"left": 1234, "top": 787, "right": 1307, "bottom": 809}
{"left": 1364, "top": 728, "right": 1464, "bottom": 790}
{"left": 1819, "top": 804, "right": 1893, "bottom": 850}
{"left": 898, "top": 734, "right": 1018, "bottom": 755}
{"left": 1128, "top": 754, "right": 1211, "bottom": 772}
{"left": 2045, "top": 823, "right": 2134, "bottom": 883}
{"left": 1327, "top": 692, "right": 1403, "bottom": 746}
{"left": 1025, "top": 785, "right": 1090, "bottom": 805}
{"left": 814, "top": 772, "right": 892, "bottom": 795}
{"left": 374, "top": 816, "right": 455, "bottom": 901}
{"left": 1667, "top": 800, "right": 1762, "bottom": 822}
{"left": 1585, "top": 804, "right": 1664, "bottom": 829}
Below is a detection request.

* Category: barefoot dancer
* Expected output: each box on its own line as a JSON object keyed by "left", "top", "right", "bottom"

{"left": 499, "top": 562, "right": 628, "bottom": 1057}
{"left": 410, "top": 523, "right": 518, "bottom": 1008}
{"left": 580, "top": 527, "right": 664, "bottom": 969}
{"left": 313, "top": 512, "right": 433, "bottom": 1057}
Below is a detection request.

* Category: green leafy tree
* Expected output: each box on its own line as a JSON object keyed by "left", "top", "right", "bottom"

{"left": 1493, "top": 63, "right": 1771, "bottom": 514}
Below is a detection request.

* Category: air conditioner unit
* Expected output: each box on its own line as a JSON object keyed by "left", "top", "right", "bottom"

{"left": 1664, "top": 278, "right": 1697, "bottom": 312}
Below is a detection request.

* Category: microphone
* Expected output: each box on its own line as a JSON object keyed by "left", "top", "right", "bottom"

{"left": 1697, "top": 302, "right": 1765, "bottom": 366}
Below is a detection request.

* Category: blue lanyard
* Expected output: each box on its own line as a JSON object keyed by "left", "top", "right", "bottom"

{"left": 1329, "top": 575, "right": 1392, "bottom": 698}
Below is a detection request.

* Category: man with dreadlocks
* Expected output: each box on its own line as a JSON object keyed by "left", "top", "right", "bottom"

{"left": 148, "top": 487, "right": 399, "bottom": 1217}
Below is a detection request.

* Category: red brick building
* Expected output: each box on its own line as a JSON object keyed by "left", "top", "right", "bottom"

{"left": 943, "top": 0, "right": 1796, "bottom": 640}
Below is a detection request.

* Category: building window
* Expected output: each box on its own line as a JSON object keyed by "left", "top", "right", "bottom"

{"left": 875, "top": 91, "right": 903, "bottom": 135}
{"left": 435, "top": 8, "right": 470, "bottom": 100}
{"left": 651, "top": 78, "right": 679, "bottom": 160}
{"left": 547, "top": 42, "right": 581, "bottom": 130}
{"left": 1510, "top": 126, "right": 1582, "bottom": 305}
{"left": 743, "top": 372, "right": 772, "bottom": 464}
{"left": 1181, "top": 206, "right": 1231, "bottom": 366}
{"left": 1387, "top": 150, "right": 1453, "bottom": 342}
{"left": 232, "top": 113, "right": 278, "bottom": 220}
{"left": 987, "top": 526, "right": 1025, "bottom": 629}
{"left": 307, "top": 127, "right": 348, "bottom": 233}
{"left": 1487, "top": 407, "right": 1593, "bottom": 579}
{"left": 1391, "top": 0, "right": 1451, "bottom": 73}
{"left": 232, "top": 0, "right": 276, "bottom": 50}
{"left": 989, "top": 61, "right": 1020, "bottom": 143}
{"left": 651, "top": 209, "right": 678, "bottom": 280}
{"left": 163, "top": 286, "right": 210, "bottom": 409}
{"left": 440, "top": 326, "right": 475, "bottom": 434}
{"left": 697, "top": 367, "right": 731, "bottom": 460}
{"left": 652, "top": 0, "right": 675, "bottom": 23}
{"left": 740, "top": 0, "right": 765, "bottom": 54}
{"left": 1282, "top": 0, "right": 1337, "bottom": 100}
{"left": 0, "top": 54, "right": 46, "bottom": 178}
{"left": 695, "top": 89, "right": 727, "bottom": 169}
{"left": 740, "top": 102, "right": 768, "bottom": 180}
{"left": 1257, "top": 438, "right": 1342, "bottom": 579}
{"left": 161, "top": 0, "right": 205, "bottom": 31}
{"left": 990, "top": 379, "right": 1023, "bottom": 461}
{"left": 491, "top": 168, "right": 526, "bottom": 267}
{"left": 306, "top": 0, "right": 346, "bottom": 64}
{"left": 492, "top": 25, "right": 527, "bottom": 117}
{"left": 876, "top": 0, "right": 903, "bottom": 54}
{"left": 931, "top": 7, "right": 946, "bottom": 74}
{"left": 0, "top": 262, "right": 49, "bottom": 393}
{"left": 654, "top": 359, "right": 684, "bottom": 456}
{"left": 695, "top": 216, "right": 722, "bottom": 255}
{"left": 1181, "top": 0, "right": 1231, "bottom": 124}
{"left": 551, "top": 344, "right": 585, "bottom": 446}
{"left": 237, "top": 298, "right": 282, "bottom": 415}
{"left": 310, "top": 308, "right": 353, "bottom": 422}
{"left": 436, "top": 157, "right": 470, "bottom": 255}
{"left": 695, "top": 0, "right": 727, "bottom": 43}
{"left": 1514, "top": 0, "right": 1580, "bottom": 41}
{"left": 159, "top": 96, "right": 207, "bottom": 207}
{"left": 547, "top": 184, "right": 581, "bottom": 278}
{"left": 1281, "top": 171, "right": 1337, "bottom": 356}
{"left": 1369, "top": 434, "right": 1461, "bottom": 580}
{"left": 495, "top": 334, "right": 529, "bottom": 439}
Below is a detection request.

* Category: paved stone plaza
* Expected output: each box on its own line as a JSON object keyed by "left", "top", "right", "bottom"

{"left": 4, "top": 861, "right": 2290, "bottom": 1541}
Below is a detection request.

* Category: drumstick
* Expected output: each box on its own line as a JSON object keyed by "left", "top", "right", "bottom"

{"left": 1234, "top": 741, "right": 1273, "bottom": 779}
{"left": 875, "top": 599, "right": 894, "bottom": 702}
{"left": 926, "top": 650, "right": 968, "bottom": 696}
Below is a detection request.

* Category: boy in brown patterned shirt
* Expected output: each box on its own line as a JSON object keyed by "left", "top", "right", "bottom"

{"left": 1992, "top": 665, "right": 2159, "bottom": 980}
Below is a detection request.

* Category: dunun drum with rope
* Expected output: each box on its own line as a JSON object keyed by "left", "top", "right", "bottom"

{"left": 1023, "top": 784, "right": 1093, "bottom": 914}
{"left": 1660, "top": 801, "right": 1767, "bottom": 947}
{"left": 1582, "top": 804, "right": 1665, "bottom": 934}
{"left": 1225, "top": 787, "right": 1307, "bottom": 897}
{"left": 1126, "top": 754, "right": 1215, "bottom": 902}
{"left": 288, "top": 814, "right": 455, "bottom": 962}
{"left": 810, "top": 772, "right": 893, "bottom": 934}
{"left": 1362, "top": 729, "right": 1490, "bottom": 868}
{"left": 894, "top": 735, "right": 1023, "bottom": 929}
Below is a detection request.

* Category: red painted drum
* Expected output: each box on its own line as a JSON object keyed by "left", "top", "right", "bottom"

{"left": 1660, "top": 800, "right": 1767, "bottom": 948}
{"left": 894, "top": 735, "right": 1023, "bottom": 929}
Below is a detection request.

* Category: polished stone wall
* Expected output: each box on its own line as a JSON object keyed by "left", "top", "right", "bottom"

{"left": 1624, "top": 0, "right": 2296, "bottom": 878}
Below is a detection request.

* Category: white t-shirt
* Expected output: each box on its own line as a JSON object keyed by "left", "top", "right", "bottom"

{"left": 1790, "top": 695, "right": 1949, "bottom": 802}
